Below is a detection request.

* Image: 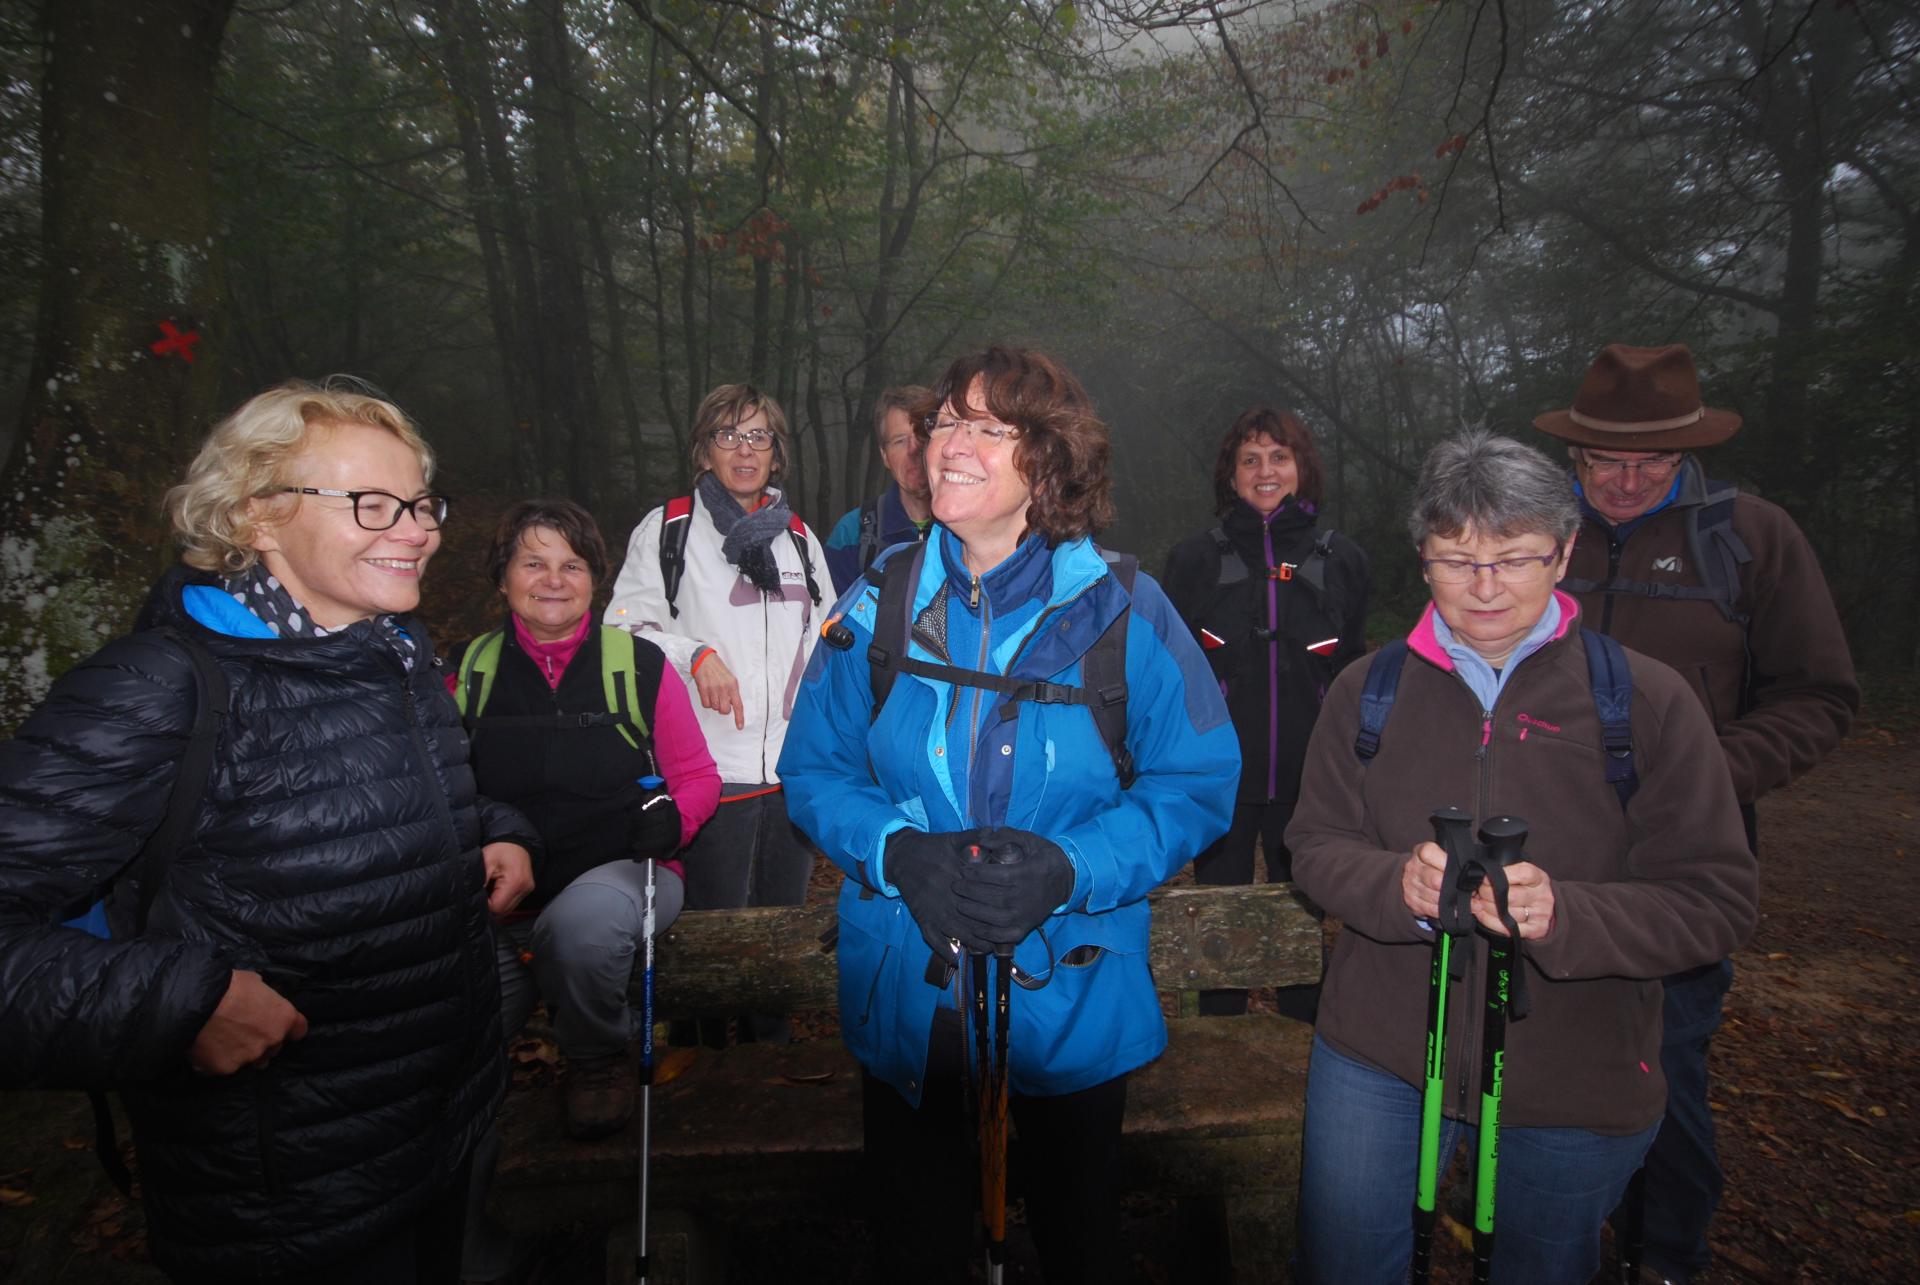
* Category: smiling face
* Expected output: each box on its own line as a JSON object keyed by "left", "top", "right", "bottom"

{"left": 248, "top": 420, "right": 440, "bottom": 628}
{"left": 927, "top": 377, "right": 1032, "bottom": 571}
{"left": 1572, "top": 447, "right": 1683, "bottom": 524}
{"left": 502, "top": 524, "right": 594, "bottom": 642}
{"left": 704, "top": 407, "right": 775, "bottom": 508}
{"left": 1422, "top": 524, "right": 1573, "bottom": 667}
{"left": 1232, "top": 431, "right": 1300, "bottom": 517}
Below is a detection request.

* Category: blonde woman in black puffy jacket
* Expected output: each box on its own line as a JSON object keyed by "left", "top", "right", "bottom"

{"left": 0, "top": 380, "right": 538, "bottom": 1284}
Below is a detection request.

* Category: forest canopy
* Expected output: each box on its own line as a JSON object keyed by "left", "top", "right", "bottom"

{"left": 1, "top": 0, "right": 1914, "bottom": 728}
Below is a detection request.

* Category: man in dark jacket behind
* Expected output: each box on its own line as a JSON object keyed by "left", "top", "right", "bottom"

{"left": 1535, "top": 343, "right": 1858, "bottom": 1284}
{"left": 823, "top": 385, "right": 935, "bottom": 594}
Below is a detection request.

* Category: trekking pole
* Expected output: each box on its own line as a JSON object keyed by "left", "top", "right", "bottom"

{"left": 983, "top": 844, "right": 1022, "bottom": 1285}
{"left": 633, "top": 773, "right": 670, "bottom": 1285}
{"left": 1413, "top": 805, "right": 1475, "bottom": 1285}
{"left": 1470, "top": 815, "right": 1530, "bottom": 1285}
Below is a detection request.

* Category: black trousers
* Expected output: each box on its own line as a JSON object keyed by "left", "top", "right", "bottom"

{"left": 862, "top": 1009, "right": 1127, "bottom": 1285}
{"left": 1191, "top": 799, "right": 1295, "bottom": 1016}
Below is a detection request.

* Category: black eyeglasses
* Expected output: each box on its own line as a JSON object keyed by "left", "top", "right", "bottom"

{"left": 280, "top": 487, "right": 450, "bottom": 531}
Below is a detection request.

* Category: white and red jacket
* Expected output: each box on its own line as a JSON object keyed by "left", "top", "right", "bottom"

{"left": 608, "top": 487, "right": 827, "bottom": 785}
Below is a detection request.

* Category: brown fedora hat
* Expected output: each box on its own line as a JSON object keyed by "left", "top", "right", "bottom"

{"left": 1534, "top": 343, "right": 1741, "bottom": 450}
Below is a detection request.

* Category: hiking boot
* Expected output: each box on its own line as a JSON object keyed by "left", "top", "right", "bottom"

{"left": 563, "top": 1053, "right": 633, "bottom": 1139}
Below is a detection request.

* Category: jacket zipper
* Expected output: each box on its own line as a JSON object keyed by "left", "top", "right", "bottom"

{"left": 964, "top": 591, "right": 993, "bottom": 822}
{"left": 1601, "top": 536, "right": 1624, "bottom": 634}
{"left": 761, "top": 593, "right": 773, "bottom": 781}
{"left": 1263, "top": 521, "right": 1280, "bottom": 800}
{"left": 396, "top": 659, "right": 480, "bottom": 1027}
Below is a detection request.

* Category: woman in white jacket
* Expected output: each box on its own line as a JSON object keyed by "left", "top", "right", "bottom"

{"left": 607, "top": 384, "right": 825, "bottom": 1042}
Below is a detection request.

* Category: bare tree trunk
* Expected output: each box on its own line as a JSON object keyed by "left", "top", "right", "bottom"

{"left": 0, "top": 0, "right": 236, "bottom": 731}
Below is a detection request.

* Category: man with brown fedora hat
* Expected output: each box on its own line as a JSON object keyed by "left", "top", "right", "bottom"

{"left": 1536, "top": 341, "right": 1858, "bottom": 1283}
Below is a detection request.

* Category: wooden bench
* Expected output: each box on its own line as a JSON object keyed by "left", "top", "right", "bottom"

{"left": 489, "top": 883, "right": 1321, "bottom": 1283}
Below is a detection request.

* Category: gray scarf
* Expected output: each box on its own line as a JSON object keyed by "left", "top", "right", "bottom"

{"left": 697, "top": 470, "right": 791, "bottom": 595}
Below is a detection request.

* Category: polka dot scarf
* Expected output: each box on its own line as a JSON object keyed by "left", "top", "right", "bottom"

{"left": 223, "top": 562, "right": 419, "bottom": 669}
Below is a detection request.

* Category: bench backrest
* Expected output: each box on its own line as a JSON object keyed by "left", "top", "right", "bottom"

{"left": 646, "top": 884, "right": 1321, "bottom": 1019}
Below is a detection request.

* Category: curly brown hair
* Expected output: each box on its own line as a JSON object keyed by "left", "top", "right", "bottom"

{"left": 914, "top": 347, "right": 1113, "bottom": 542}
{"left": 1211, "top": 406, "right": 1325, "bottom": 517}
{"left": 484, "top": 498, "right": 611, "bottom": 590}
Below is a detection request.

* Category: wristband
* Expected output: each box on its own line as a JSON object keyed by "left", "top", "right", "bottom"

{"left": 691, "top": 647, "right": 715, "bottom": 675}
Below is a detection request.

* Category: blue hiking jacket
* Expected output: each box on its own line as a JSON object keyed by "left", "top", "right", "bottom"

{"left": 779, "top": 530, "right": 1239, "bottom": 1103}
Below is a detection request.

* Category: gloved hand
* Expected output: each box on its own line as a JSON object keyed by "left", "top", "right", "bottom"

{"left": 953, "top": 828, "right": 1075, "bottom": 951}
{"left": 883, "top": 827, "right": 983, "bottom": 961}
{"left": 626, "top": 789, "right": 682, "bottom": 862}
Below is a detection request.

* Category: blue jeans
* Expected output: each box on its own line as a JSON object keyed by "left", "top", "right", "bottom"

{"left": 1633, "top": 958, "right": 1733, "bottom": 1278}
{"left": 1297, "top": 1037, "right": 1657, "bottom": 1285}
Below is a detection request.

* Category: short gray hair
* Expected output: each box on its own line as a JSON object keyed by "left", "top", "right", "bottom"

{"left": 1406, "top": 429, "right": 1578, "bottom": 547}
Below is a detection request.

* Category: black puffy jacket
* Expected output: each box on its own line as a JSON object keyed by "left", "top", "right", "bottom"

{"left": 0, "top": 566, "right": 537, "bottom": 1280}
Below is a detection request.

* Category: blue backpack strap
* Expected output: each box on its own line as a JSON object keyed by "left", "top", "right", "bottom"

{"left": 658, "top": 496, "right": 694, "bottom": 618}
{"left": 1581, "top": 628, "right": 1638, "bottom": 810}
{"left": 1353, "top": 639, "right": 1408, "bottom": 761}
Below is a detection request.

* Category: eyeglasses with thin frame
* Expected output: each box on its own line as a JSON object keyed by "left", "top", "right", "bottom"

{"left": 1580, "top": 452, "right": 1683, "bottom": 482}
{"left": 925, "top": 414, "right": 1022, "bottom": 447}
{"left": 1421, "top": 548, "right": 1563, "bottom": 584}
{"left": 280, "top": 487, "right": 450, "bottom": 531}
{"left": 713, "top": 427, "right": 775, "bottom": 452}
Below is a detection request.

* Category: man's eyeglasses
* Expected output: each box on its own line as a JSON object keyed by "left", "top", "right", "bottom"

{"left": 1421, "top": 550, "right": 1562, "bottom": 584}
{"left": 281, "top": 487, "right": 449, "bottom": 531}
{"left": 713, "top": 427, "right": 775, "bottom": 452}
{"left": 1581, "top": 452, "right": 1683, "bottom": 482}
{"left": 925, "top": 415, "right": 1021, "bottom": 446}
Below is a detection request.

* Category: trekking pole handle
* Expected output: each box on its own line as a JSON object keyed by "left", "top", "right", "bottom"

{"left": 1477, "top": 815, "right": 1529, "bottom": 868}
{"left": 983, "top": 840, "right": 1023, "bottom": 960}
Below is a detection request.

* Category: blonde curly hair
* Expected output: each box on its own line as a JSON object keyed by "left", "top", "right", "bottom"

{"left": 165, "top": 378, "right": 435, "bottom": 574}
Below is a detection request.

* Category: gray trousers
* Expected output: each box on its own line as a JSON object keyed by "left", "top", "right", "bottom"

{"left": 495, "top": 859, "right": 685, "bottom": 1060}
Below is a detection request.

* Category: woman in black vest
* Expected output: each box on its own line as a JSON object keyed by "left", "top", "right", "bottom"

{"left": 449, "top": 501, "right": 721, "bottom": 1139}
{"left": 1162, "top": 407, "right": 1370, "bottom": 1014}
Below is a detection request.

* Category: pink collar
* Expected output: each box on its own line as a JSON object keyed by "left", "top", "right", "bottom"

{"left": 513, "top": 612, "right": 592, "bottom": 690}
{"left": 1405, "top": 589, "right": 1582, "bottom": 670}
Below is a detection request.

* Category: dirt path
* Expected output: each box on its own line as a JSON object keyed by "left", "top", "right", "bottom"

{"left": 4, "top": 734, "right": 1916, "bottom": 1282}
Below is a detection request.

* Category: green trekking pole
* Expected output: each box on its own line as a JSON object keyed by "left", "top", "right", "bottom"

{"left": 1470, "top": 815, "right": 1530, "bottom": 1285}
{"left": 1413, "top": 805, "right": 1475, "bottom": 1285}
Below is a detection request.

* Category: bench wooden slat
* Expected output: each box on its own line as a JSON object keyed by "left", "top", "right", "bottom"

{"left": 491, "top": 1015, "right": 1311, "bottom": 1234}
{"left": 649, "top": 883, "right": 1321, "bottom": 1018}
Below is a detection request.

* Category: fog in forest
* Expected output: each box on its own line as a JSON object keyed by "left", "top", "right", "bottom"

{"left": 2, "top": 0, "right": 1915, "bottom": 727}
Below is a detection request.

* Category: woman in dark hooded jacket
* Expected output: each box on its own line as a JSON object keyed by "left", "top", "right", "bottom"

{"left": 0, "top": 379, "right": 538, "bottom": 1284}
{"left": 1162, "top": 407, "right": 1369, "bottom": 1013}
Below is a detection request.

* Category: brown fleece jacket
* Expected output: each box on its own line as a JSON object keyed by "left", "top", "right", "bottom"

{"left": 1287, "top": 596, "right": 1758, "bottom": 1134}
{"left": 1566, "top": 457, "right": 1857, "bottom": 805}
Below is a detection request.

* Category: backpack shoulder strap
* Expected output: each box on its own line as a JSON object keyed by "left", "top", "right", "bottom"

{"left": 787, "top": 515, "right": 823, "bottom": 606}
{"left": 1581, "top": 628, "right": 1639, "bottom": 810}
{"left": 454, "top": 629, "right": 506, "bottom": 725}
{"left": 1210, "top": 526, "right": 1249, "bottom": 586}
{"left": 1295, "top": 528, "right": 1336, "bottom": 597}
{"left": 1689, "top": 481, "right": 1752, "bottom": 626}
{"left": 1082, "top": 549, "right": 1139, "bottom": 787}
{"left": 599, "top": 625, "right": 657, "bottom": 750}
{"left": 857, "top": 495, "right": 883, "bottom": 572}
{"left": 868, "top": 542, "right": 927, "bottom": 720}
{"left": 91, "top": 624, "right": 229, "bottom": 1198}
{"left": 1353, "top": 639, "right": 1409, "bottom": 761}
{"left": 658, "top": 496, "right": 694, "bottom": 618}
{"left": 126, "top": 626, "right": 229, "bottom": 934}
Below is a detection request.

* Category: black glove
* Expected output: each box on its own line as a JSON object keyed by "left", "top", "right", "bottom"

{"left": 884, "top": 827, "right": 983, "bottom": 962}
{"left": 626, "top": 790, "right": 681, "bottom": 861}
{"left": 953, "top": 828, "right": 1076, "bottom": 952}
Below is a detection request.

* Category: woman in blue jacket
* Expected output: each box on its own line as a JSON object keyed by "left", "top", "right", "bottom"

{"left": 780, "top": 347, "right": 1239, "bottom": 1283}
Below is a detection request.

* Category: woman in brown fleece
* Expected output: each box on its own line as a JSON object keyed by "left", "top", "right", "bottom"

{"left": 1286, "top": 430, "right": 1758, "bottom": 1285}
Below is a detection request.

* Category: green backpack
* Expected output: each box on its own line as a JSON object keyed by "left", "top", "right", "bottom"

{"left": 453, "top": 625, "right": 654, "bottom": 751}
